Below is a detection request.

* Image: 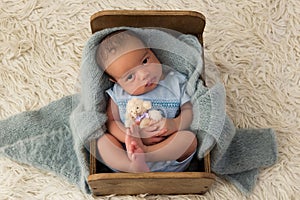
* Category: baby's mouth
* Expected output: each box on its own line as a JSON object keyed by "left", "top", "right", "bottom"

{"left": 145, "top": 77, "right": 156, "bottom": 87}
{"left": 145, "top": 82, "right": 153, "bottom": 87}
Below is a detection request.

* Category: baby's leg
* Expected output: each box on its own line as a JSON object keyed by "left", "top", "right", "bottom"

{"left": 125, "top": 125, "right": 150, "bottom": 172}
{"left": 145, "top": 131, "right": 197, "bottom": 162}
{"left": 97, "top": 133, "right": 149, "bottom": 172}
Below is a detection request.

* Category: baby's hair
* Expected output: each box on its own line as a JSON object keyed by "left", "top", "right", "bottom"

{"left": 96, "top": 30, "right": 146, "bottom": 71}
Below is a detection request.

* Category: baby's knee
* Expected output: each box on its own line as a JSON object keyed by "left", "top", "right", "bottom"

{"left": 182, "top": 131, "right": 198, "bottom": 151}
{"left": 183, "top": 130, "right": 197, "bottom": 142}
{"left": 189, "top": 133, "right": 197, "bottom": 150}
{"left": 175, "top": 131, "right": 197, "bottom": 162}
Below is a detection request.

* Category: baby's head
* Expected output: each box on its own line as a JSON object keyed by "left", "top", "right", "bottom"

{"left": 96, "top": 30, "right": 163, "bottom": 95}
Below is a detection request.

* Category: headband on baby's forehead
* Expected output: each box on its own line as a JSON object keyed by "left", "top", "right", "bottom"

{"left": 96, "top": 29, "right": 148, "bottom": 68}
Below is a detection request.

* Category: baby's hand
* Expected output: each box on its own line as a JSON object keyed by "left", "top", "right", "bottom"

{"left": 139, "top": 118, "right": 177, "bottom": 145}
{"left": 139, "top": 120, "right": 167, "bottom": 145}
{"left": 153, "top": 118, "right": 177, "bottom": 137}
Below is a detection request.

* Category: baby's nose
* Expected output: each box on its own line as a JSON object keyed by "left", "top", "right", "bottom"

{"left": 136, "top": 68, "right": 150, "bottom": 80}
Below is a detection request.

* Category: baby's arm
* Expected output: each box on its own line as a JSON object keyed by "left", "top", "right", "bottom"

{"left": 106, "top": 98, "right": 127, "bottom": 143}
{"left": 174, "top": 101, "right": 193, "bottom": 130}
{"left": 155, "top": 101, "right": 193, "bottom": 137}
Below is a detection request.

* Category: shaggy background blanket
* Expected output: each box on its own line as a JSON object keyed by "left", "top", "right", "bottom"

{"left": 0, "top": 0, "right": 299, "bottom": 199}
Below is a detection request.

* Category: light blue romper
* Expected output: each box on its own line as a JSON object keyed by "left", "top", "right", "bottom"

{"left": 106, "top": 71, "right": 195, "bottom": 172}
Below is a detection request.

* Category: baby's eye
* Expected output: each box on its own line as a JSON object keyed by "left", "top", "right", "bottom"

{"left": 126, "top": 74, "right": 134, "bottom": 81}
{"left": 142, "top": 57, "right": 149, "bottom": 65}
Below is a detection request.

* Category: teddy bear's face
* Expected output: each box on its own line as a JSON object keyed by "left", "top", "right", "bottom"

{"left": 127, "top": 98, "right": 151, "bottom": 119}
{"left": 125, "top": 98, "right": 159, "bottom": 128}
{"left": 129, "top": 104, "right": 147, "bottom": 118}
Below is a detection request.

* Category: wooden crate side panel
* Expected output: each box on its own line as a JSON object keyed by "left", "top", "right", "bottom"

{"left": 90, "top": 10, "right": 205, "bottom": 44}
{"left": 88, "top": 172, "right": 216, "bottom": 195}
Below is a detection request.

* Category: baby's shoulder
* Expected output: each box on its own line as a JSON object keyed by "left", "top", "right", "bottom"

{"left": 164, "top": 70, "right": 187, "bottom": 83}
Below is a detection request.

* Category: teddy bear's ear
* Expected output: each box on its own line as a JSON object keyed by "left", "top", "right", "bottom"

{"left": 143, "top": 101, "right": 152, "bottom": 110}
{"left": 127, "top": 98, "right": 135, "bottom": 108}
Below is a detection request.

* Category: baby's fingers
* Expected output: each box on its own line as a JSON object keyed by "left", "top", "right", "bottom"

{"left": 155, "top": 128, "right": 168, "bottom": 136}
{"left": 143, "top": 125, "right": 158, "bottom": 132}
{"left": 129, "top": 124, "right": 140, "bottom": 138}
{"left": 147, "top": 120, "right": 160, "bottom": 127}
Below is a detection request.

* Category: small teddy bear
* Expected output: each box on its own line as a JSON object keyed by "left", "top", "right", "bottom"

{"left": 125, "top": 98, "right": 162, "bottom": 128}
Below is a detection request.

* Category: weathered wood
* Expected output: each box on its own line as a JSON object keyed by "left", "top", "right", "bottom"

{"left": 90, "top": 10, "right": 205, "bottom": 44}
{"left": 88, "top": 172, "right": 216, "bottom": 195}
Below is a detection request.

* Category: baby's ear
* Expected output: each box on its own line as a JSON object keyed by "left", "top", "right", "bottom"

{"left": 143, "top": 101, "right": 152, "bottom": 110}
{"left": 104, "top": 72, "right": 116, "bottom": 82}
{"left": 109, "top": 78, "right": 116, "bottom": 83}
{"left": 107, "top": 74, "right": 116, "bottom": 82}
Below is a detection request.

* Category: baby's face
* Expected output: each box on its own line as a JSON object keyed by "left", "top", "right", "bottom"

{"left": 105, "top": 42, "right": 163, "bottom": 95}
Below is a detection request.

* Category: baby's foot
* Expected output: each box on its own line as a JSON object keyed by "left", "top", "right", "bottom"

{"left": 125, "top": 125, "right": 150, "bottom": 172}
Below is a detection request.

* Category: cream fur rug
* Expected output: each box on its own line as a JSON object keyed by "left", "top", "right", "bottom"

{"left": 0, "top": 0, "right": 299, "bottom": 199}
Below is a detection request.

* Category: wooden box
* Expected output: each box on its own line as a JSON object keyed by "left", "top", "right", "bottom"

{"left": 88, "top": 10, "right": 216, "bottom": 196}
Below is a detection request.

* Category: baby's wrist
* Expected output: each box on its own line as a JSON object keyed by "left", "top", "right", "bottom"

{"left": 166, "top": 118, "right": 178, "bottom": 134}
{"left": 173, "top": 118, "right": 179, "bottom": 131}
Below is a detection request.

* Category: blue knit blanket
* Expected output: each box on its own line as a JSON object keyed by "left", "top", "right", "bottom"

{"left": 0, "top": 28, "right": 277, "bottom": 194}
